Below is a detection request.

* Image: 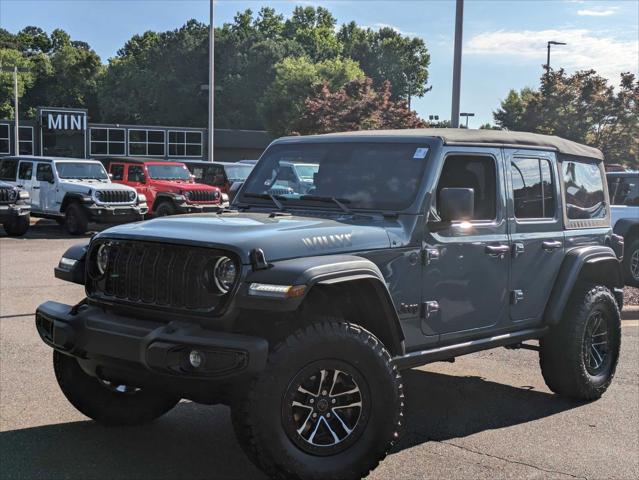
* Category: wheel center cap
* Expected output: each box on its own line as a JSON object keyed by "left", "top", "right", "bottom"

{"left": 317, "top": 398, "right": 329, "bottom": 412}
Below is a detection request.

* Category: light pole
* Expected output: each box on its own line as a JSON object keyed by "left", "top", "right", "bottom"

{"left": 546, "top": 41, "right": 566, "bottom": 76}
{"left": 460, "top": 112, "right": 475, "bottom": 128}
{"left": 450, "top": 0, "right": 464, "bottom": 128}
{"left": 1, "top": 65, "right": 27, "bottom": 155}
{"left": 208, "top": 0, "right": 214, "bottom": 162}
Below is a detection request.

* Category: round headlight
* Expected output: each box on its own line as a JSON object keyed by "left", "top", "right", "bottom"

{"left": 213, "top": 256, "right": 237, "bottom": 293}
{"left": 8, "top": 189, "right": 18, "bottom": 202}
{"left": 96, "top": 244, "right": 110, "bottom": 275}
{"left": 95, "top": 191, "right": 102, "bottom": 201}
{"left": 128, "top": 190, "right": 136, "bottom": 201}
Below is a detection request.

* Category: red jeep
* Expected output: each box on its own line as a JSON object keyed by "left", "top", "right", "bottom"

{"left": 105, "top": 158, "right": 222, "bottom": 216}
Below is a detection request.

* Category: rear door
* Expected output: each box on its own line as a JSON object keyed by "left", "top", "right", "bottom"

{"left": 506, "top": 150, "right": 564, "bottom": 325}
{"left": 17, "top": 160, "right": 36, "bottom": 210}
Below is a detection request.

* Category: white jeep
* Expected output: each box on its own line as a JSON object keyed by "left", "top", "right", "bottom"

{"left": 0, "top": 156, "right": 147, "bottom": 235}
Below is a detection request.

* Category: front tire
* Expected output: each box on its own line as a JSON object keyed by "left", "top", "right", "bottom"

{"left": 53, "top": 351, "right": 179, "bottom": 426}
{"left": 154, "top": 201, "right": 176, "bottom": 217}
{"left": 64, "top": 203, "right": 88, "bottom": 235}
{"left": 623, "top": 238, "right": 639, "bottom": 287}
{"left": 231, "top": 321, "right": 403, "bottom": 480}
{"left": 3, "top": 214, "right": 30, "bottom": 236}
{"left": 539, "top": 285, "right": 621, "bottom": 400}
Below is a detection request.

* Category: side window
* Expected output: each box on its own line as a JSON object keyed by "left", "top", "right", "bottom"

{"left": 436, "top": 155, "right": 497, "bottom": 221}
{"left": 511, "top": 158, "right": 555, "bottom": 219}
{"left": 128, "top": 165, "right": 145, "bottom": 183}
{"left": 18, "top": 162, "right": 33, "bottom": 181}
{"left": 111, "top": 164, "right": 124, "bottom": 181}
{"left": 36, "top": 163, "right": 53, "bottom": 182}
{"left": 212, "top": 165, "right": 225, "bottom": 186}
{"left": 609, "top": 176, "right": 639, "bottom": 207}
{"left": 562, "top": 160, "right": 606, "bottom": 220}
{"left": 0, "top": 159, "right": 18, "bottom": 181}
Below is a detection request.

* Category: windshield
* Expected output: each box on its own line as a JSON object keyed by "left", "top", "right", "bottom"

{"left": 147, "top": 164, "right": 191, "bottom": 180}
{"left": 56, "top": 162, "right": 108, "bottom": 180}
{"left": 240, "top": 142, "right": 431, "bottom": 210}
{"left": 225, "top": 164, "right": 253, "bottom": 182}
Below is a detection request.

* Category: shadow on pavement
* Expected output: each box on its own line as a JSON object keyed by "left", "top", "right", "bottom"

{"left": 0, "top": 220, "right": 110, "bottom": 240}
{"left": 0, "top": 369, "right": 583, "bottom": 480}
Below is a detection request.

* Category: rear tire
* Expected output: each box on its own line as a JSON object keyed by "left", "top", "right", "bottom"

{"left": 54, "top": 350, "right": 179, "bottom": 426}
{"left": 539, "top": 285, "right": 621, "bottom": 400}
{"left": 3, "top": 214, "right": 29, "bottom": 236}
{"left": 623, "top": 238, "right": 639, "bottom": 287}
{"left": 231, "top": 321, "right": 403, "bottom": 480}
{"left": 155, "top": 201, "right": 176, "bottom": 217}
{"left": 65, "top": 203, "right": 88, "bottom": 235}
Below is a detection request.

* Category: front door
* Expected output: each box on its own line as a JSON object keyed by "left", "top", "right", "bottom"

{"left": 35, "top": 163, "right": 56, "bottom": 213}
{"left": 17, "top": 160, "right": 36, "bottom": 210}
{"left": 422, "top": 149, "right": 511, "bottom": 343}
{"left": 507, "top": 151, "right": 564, "bottom": 324}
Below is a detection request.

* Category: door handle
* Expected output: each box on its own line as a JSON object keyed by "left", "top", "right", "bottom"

{"left": 32, "top": 186, "right": 40, "bottom": 190}
{"left": 542, "top": 240, "right": 562, "bottom": 251}
{"left": 485, "top": 244, "right": 510, "bottom": 257}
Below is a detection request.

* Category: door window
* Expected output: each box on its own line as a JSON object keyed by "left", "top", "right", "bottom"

{"left": 18, "top": 162, "right": 33, "bottom": 181}
{"left": 608, "top": 176, "right": 639, "bottom": 207}
{"left": 436, "top": 155, "right": 497, "bottom": 221}
{"left": 111, "top": 164, "right": 125, "bottom": 181}
{"left": 511, "top": 158, "right": 555, "bottom": 219}
{"left": 127, "top": 165, "right": 145, "bottom": 183}
{"left": 562, "top": 160, "right": 606, "bottom": 220}
{"left": 0, "top": 159, "right": 18, "bottom": 180}
{"left": 36, "top": 163, "right": 53, "bottom": 182}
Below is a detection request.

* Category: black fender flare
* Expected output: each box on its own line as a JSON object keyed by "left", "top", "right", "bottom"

{"left": 54, "top": 241, "right": 90, "bottom": 285}
{"left": 237, "top": 254, "right": 405, "bottom": 355}
{"left": 614, "top": 218, "right": 639, "bottom": 241}
{"left": 544, "top": 246, "right": 623, "bottom": 326}
{"left": 152, "top": 192, "right": 183, "bottom": 210}
{"left": 60, "top": 192, "right": 93, "bottom": 213}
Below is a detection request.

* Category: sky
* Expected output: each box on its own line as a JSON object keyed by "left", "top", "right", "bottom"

{"left": 1, "top": 0, "right": 637, "bottom": 127}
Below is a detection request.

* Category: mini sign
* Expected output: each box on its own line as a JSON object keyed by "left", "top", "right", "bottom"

{"left": 42, "top": 111, "right": 87, "bottom": 131}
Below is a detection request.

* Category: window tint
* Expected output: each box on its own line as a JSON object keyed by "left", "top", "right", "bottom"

{"left": 36, "top": 163, "right": 53, "bottom": 181}
{"left": 608, "top": 176, "right": 639, "bottom": 207}
{"left": 18, "top": 162, "right": 33, "bottom": 180}
{"left": 0, "top": 159, "right": 18, "bottom": 180}
{"left": 128, "top": 165, "right": 145, "bottom": 182}
{"left": 562, "top": 160, "right": 606, "bottom": 220}
{"left": 111, "top": 164, "right": 124, "bottom": 181}
{"left": 511, "top": 158, "right": 555, "bottom": 219}
{"left": 437, "top": 155, "right": 497, "bottom": 221}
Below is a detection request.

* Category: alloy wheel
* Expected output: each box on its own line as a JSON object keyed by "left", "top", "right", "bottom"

{"left": 583, "top": 310, "right": 610, "bottom": 375}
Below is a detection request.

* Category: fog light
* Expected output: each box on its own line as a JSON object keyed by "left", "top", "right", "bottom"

{"left": 189, "top": 350, "right": 204, "bottom": 368}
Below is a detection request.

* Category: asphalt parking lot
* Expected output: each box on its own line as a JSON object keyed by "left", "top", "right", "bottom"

{"left": 1, "top": 223, "right": 638, "bottom": 480}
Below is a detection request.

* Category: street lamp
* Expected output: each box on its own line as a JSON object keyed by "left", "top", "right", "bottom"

{"left": 546, "top": 41, "right": 566, "bottom": 75}
{"left": 1, "top": 65, "right": 28, "bottom": 155}
{"left": 460, "top": 112, "right": 475, "bottom": 128}
{"left": 208, "top": 0, "right": 214, "bottom": 162}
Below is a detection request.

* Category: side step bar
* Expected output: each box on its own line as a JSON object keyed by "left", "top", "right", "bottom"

{"left": 392, "top": 327, "right": 548, "bottom": 370}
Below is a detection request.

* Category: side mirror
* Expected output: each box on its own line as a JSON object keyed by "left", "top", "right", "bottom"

{"left": 439, "top": 188, "right": 474, "bottom": 222}
{"left": 108, "top": 173, "right": 114, "bottom": 179}
{"left": 229, "top": 181, "right": 244, "bottom": 202}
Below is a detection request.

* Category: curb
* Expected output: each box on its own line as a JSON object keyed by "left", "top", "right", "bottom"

{"left": 622, "top": 305, "right": 639, "bottom": 320}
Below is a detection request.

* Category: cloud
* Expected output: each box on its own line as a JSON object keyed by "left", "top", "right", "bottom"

{"left": 466, "top": 28, "right": 638, "bottom": 81}
{"left": 577, "top": 7, "right": 619, "bottom": 16}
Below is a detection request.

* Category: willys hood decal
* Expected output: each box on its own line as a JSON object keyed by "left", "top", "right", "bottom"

{"left": 97, "top": 212, "right": 392, "bottom": 263}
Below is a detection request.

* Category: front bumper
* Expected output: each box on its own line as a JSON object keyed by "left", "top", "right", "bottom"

{"left": 0, "top": 203, "right": 30, "bottom": 221}
{"left": 175, "top": 202, "right": 222, "bottom": 214}
{"left": 35, "top": 301, "right": 268, "bottom": 386}
{"left": 84, "top": 204, "right": 147, "bottom": 223}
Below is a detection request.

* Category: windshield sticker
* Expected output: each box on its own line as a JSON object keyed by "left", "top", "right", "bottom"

{"left": 413, "top": 148, "right": 429, "bottom": 159}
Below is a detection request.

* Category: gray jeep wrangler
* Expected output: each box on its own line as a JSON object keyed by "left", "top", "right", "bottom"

{"left": 36, "top": 129, "right": 624, "bottom": 480}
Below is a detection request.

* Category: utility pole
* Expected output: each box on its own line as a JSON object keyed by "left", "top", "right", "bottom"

{"left": 13, "top": 66, "right": 19, "bottom": 154}
{"left": 460, "top": 112, "right": 475, "bottom": 128}
{"left": 450, "top": 0, "right": 464, "bottom": 128}
{"left": 208, "top": 0, "right": 214, "bottom": 162}
{"left": 545, "top": 41, "right": 566, "bottom": 77}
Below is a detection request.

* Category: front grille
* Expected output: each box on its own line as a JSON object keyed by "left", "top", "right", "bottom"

{"left": 186, "top": 190, "right": 219, "bottom": 203}
{"left": 86, "top": 240, "right": 236, "bottom": 314}
{"left": 96, "top": 190, "right": 132, "bottom": 204}
{"left": 0, "top": 187, "right": 15, "bottom": 204}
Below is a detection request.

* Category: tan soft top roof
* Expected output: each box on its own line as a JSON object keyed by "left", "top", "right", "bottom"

{"left": 292, "top": 128, "right": 603, "bottom": 160}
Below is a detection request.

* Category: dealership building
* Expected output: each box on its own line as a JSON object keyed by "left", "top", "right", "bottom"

{"left": 0, "top": 106, "right": 271, "bottom": 162}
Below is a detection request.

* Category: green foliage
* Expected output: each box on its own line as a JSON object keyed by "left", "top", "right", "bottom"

{"left": 494, "top": 70, "right": 638, "bottom": 167}
{"left": 0, "top": 27, "right": 102, "bottom": 119}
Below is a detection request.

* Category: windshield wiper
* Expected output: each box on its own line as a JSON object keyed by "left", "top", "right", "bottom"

{"left": 300, "top": 195, "right": 352, "bottom": 214}
{"left": 243, "top": 192, "right": 287, "bottom": 211}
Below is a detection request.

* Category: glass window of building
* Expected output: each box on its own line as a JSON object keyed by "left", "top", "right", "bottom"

{"left": 19, "top": 127, "right": 34, "bottom": 155}
{"left": 129, "top": 129, "right": 165, "bottom": 156}
{"left": 168, "top": 130, "right": 202, "bottom": 157}
{"left": 0, "top": 124, "right": 9, "bottom": 154}
{"left": 90, "top": 128, "right": 126, "bottom": 156}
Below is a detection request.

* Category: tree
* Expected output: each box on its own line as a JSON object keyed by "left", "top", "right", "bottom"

{"left": 260, "top": 56, "right": 364, "bottom": 136}
{"left": 295, "top": 77, "right": 426, "bottom": 135}
{"left": 494, "top": 70, "right": 638, "bottom": 167}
